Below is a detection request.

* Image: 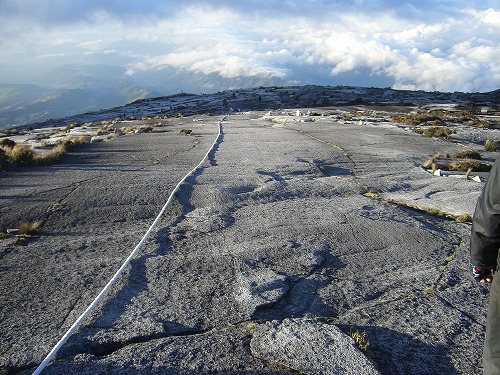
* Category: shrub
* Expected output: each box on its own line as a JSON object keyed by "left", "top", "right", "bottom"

{"left": 18, "top": 221, "right": 42, "bottom": 235}
{"left": 446, "top": 159, "right": 490, "bottom": 172}
{"left": 180, "top": 129, "right": 192, "bottom": 135}
{"left": 4, "top": 144, "right": 34, "bottom": 165}
{"left": 138, "top": 125, "right": 153, "bottom": 133}
{"left": 456, "top": 214, "right": 472, "bottom": 223}
{"left": 415, "top": 127, "right": 456, "bottom": 138}
{"left": 394, "top": 113, "right": 442, "bottom": 126}
{"left": 4, "top": 128, "right": 20, "bottom": 135}
{"left": 121, "top": 126, "right": 136, "bottom": 134}
{"left": 452, "top": 150, "right": 481, "bottom": 159}
{"left": 34, "top": 142, "right": 68, "bottom": 165}
{"left": 485, "top": 139, "right": 499, "bottom": 152}
{"left": 350, "top": 329, "right": 370, "bottom": 352}
{"left": 394, "top": 110, "right": 490, "bottom": 128}
{"left": 429, "top": 118, "right": 447, "bottom": 127}
{"left": 0, "top": 138, "right": 16, "bottom": 148}
{"left": 423, "top": 127, "right": 455, "bottom": 138}
{"left": 0, "top": 148, "right": 7, "bottom": 169}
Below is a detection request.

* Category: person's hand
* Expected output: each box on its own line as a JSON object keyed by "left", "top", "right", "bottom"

{"left": 473, "top": 266, "right": 494, "bottom": 283}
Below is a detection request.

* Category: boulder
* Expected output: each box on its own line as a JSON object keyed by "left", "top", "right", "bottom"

{"left": 251, "top": 318, "right": 380, "bottom": 374}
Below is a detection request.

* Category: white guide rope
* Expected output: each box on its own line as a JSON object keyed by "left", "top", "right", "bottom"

{"left": 32, "top": 118, "right": 224, "bottom": 375}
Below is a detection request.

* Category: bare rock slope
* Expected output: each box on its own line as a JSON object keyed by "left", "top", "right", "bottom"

{"left": 1, "top": 86, "right": 500, "bottom": 374}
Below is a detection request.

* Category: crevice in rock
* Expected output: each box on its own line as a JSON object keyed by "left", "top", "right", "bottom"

{"left": 73, "top": 327, "right": 211, "bottom": 358}
{"left": 363, "top": 191, "right": 473, "bottom": 224}
{"left": 251, "top": 251, "right": 341, "bottom": 321}
{"left": 437, "top": 294, "right": 485, "bottom": 328}
{"left": 296, "top": 128, "right": 474, "bottom": 225}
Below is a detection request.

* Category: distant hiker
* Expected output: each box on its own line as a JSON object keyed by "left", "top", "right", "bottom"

{"left": 470, "top": 157, "right": 500, "bottom": 374}
{"left": 223, "top": 98, "right": 228, "bottom": 108}
{"left": 232, "top": 91, "right": 236, "bottom": 98}
{"left": 258, "top": 95, "right": 262, "bottom": 104}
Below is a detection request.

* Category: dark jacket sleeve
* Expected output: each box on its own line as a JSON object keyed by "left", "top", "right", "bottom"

{"left": 471, "top": 157, "right": 500, "bottom": 269}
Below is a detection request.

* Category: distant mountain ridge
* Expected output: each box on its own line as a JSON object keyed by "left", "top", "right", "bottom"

{"left": 0, "top": 63, "right": 290, "bottom": 130}
{"left": 0, "top": 61, "right": 399, "bottom": 130}
{"left": 0, "top": 83, "right": 162, "bottom": 130}
{"left": 3, "top": 85, "right": 495, "bottom": 133}
{"left": 1, "top": 78, "right": 499, "bottom": 131}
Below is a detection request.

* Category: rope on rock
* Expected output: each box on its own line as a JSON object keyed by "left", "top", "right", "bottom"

{"left": 32, "top": 117, "right": 224, "bottom": 375}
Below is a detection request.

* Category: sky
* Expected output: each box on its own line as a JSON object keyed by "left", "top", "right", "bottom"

{"left": 0, "top": 0, "right": 499, "bottom": 93}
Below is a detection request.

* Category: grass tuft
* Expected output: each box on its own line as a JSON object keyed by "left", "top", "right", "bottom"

{"left": 451, "top": 150, "right": 481, "bottom": 160}
{"left": 447, "top": 159, "right": 490, "bottom": 172}
{"left": 456, "top": 213, "right": 472, "bottom": 223}
{"left": 485, "top": 139, "right": 499, "bottom": 152}
{"left": 394, "top": 110, "right": 491, "bottom": 128}
{"left": 350, "top": 329, "right": 370, "bottom": 352}
{"left": 1, "top": 137, "right": 87, "bottom": 168}
{"left": 18, "top": 221, "right": 42, "bottom": 235}
{"left": 415, "top": 127, "right": 456, "bottom": 138}
{"left": 244, "top": 322, "right": 257, "bottom": 334}
{"left": 4, "top": 144, "right": 34, "bottom": 165}
{"left": 0, "top": 138, "right": 16, "bottom": 148}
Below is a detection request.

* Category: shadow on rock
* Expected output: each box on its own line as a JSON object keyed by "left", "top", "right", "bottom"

{"left": 337, "top": 324, "right": 460, "bottom": 375}
{"left": 252, "top": 251, "right": 346, "bottom": 321}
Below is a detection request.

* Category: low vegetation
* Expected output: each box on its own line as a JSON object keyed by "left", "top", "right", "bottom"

{"left": 451, "top": 150, "right": 481, "bottom": 159}
{"left": 422, "top": 151, "right": 491, "bottom": 173}
{"left": 414, "top": 127, "right": 456, "bottom": 138}
{"left": 0, "top": 137, "right": 86, "bottom": 169}
{"left": 394, "top": 109, "right": 492, "bottom": 128}
{"left": 364, "top": 191, "right": 473, "bottom": 223}
{"left": 485, "top": 139, "right": 499, "bottom": 152}
{"left": 446, "top": 159, "right": 489, "bottom": 172}
{"left": 350, "top": 329, "right": 370, "bottom": 352}
{"left": 120, "top": 125, "right": 154, "bottom": 134}
{"left": 18, "top": 221, "right": 42, "bottom": 235}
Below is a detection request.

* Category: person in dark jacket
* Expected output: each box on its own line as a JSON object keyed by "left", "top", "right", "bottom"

{"left": 471, "top": 157, "right": 500, "bottom": 374}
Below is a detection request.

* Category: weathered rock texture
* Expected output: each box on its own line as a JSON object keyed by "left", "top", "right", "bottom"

{"left": 1, "top": 89, "right": 499, "bottom": 374}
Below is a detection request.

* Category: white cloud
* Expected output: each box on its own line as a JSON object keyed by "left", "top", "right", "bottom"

{"left": 0, "top": 1, "right": 498, "bottom": 92}
{"left": 467, "top": 7, "right": 500, "bottom": 28}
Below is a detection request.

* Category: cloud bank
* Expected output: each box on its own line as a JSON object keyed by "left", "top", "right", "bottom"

{"left": 0, "top": 0, "right": 499, "bottom": 92}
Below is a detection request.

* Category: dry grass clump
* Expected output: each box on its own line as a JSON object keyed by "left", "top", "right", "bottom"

{"left": 446, "top": 159, "right": 490, "bottom": 172}
{"left": 0, "top": 148, "right": 8, "bottom": 170}
{"left": 121, "top": 125, "right": 154, "bottom": 134}
{"left": 394, "top": 110, "right": 491, "bottom": 128}
{"left": 18, "top": 220, "right": 42, "bottom": 235}
{"left": 34, "top": 137, "right": 87, "bottom": 165}
{"left": 34, "top": 142, "right": 68, "bottom": 165}
{"left": 485, "top": 139, "right": 499, "bottom": 152}
{"left": 414, "top": 127, "right": 456, "bottom": 138}
{"left": 96, "top": 125, "right": 113, "bottom": 135}
{"left": 64, "top": 122, "right": 81, "bottom": 132}
{"left": 180, "top": 129, "right": 193, "bottom": 136}
{"left": 451, "top": 150, "right": 482, "bottom": 159}
{"left": 139, "top": 125, "right": 154, "bottom": 133}
{"left": 350, "top": 329, "right": 370, "bottom": 353}
{"left": 456, "top": 213, "right": 473, "bottom": 223}
{"left": 423, "top": 147, "right": 492, "bottom": 176}
{"left": 0, "top": 138, "right": 16, "bottom": 148}
{"left": 3, "top": 144, "right": 35, "bottom": 165}
{"left": 121, "top": 126, "right": 136, "bottom": 134}
{"left": 0, "top": 137, "right": 87, "bottom": 168}
{"left": 423, "top": 151, "right": 491, "bottom": 173}
{"left": 394, "top": 113, "right": 443, "bottom": 126}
